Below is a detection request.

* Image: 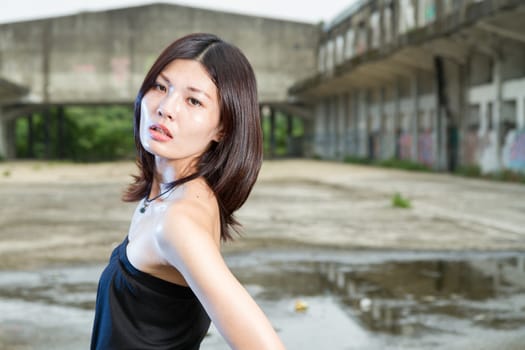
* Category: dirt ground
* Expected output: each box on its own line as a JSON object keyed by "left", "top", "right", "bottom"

{"left": 0, "top": 159, "right": 524, "bottom": 270}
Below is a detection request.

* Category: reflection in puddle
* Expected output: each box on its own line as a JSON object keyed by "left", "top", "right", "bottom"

{"left": 227, "top": 250, "right": 525, "bottom": 348}
{"left": 0, "top": 251, "right": 524, "bottom": 349}
{"left": 318, "top": 258, "right": 525, "bottom": 335}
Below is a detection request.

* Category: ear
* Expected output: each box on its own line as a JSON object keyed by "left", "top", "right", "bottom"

{"left": 212, "top": 126, "right": 224, "bottom": 142}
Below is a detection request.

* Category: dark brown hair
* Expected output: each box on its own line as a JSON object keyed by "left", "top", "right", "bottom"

{"left": 123, "top": 33, "right": 262, "bottom": 241}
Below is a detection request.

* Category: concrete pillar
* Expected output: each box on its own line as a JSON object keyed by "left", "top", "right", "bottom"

{"left": 57, "top": 106, "right": 65, "bottom": 159}
{"left": 302, "top": 115, "right": 314, "bottom": 157}
{"left": 0, "top": 117, "right": 17, "bottom": 159}
{"left": 365, "top": 90, "right": 372, "bottom": 159}
{"left": 328, "top": 97, "right": 336, "bottom": 158}
{"left": 286, "top": 114, "right": 293, "bottom": 156}
{"left": 457, "top": 62, "right": 467, "bottom": 169}
{"left": 27, "top": 114, "right": 35, "bottom": 158}
{"left": 379, "top": 0, "right": 385, "bottom": 48}
{"left": 479, "top": 103, "right": 487, "bottom": 137}
{"left": 0, "top": 116, "right": 8, "bottom": 159}
{"left": 434, "top": 57, "right": 441, "bottom": 170}
{"left": 43, "top": 108, "right": 52, "bottom": 159}
{"left": 357, "top": 90, "right": 364, "bottom": 157}
{"left": 0, "top": 108, "right": 6, "bottom": 159}
{"left": 411, "top": 72, "right": 420, "bottom": 162}
{"left": 337, "top": 93, "right": 347, "bottom": 159}
{"left": 343, "top": 92, "right": 351, "bottom": 156}
{"left": 394, "top": 79, "right": 401, "bottom": 159}
{"left": 434, "top": 57, "right": 445, "bottom": 171}
{"left": 356, "top": 90, "right": 363, "bottom": 157}
{"left": 345, "top": 92, "right": 354, "bottom": 155}
{"left": 379, "top": 87, "right": 385, "bottom": 160}
{"left": 517, "top": 97, "right": 524, "bottom": 129}
{"left": 518, "top": 255, "right": 525, "bottom": 272}
{"left": 269, "top": 107, "right": 276, "bottom": 158}
{"left": 493, "top": 58, "right": 503, "bottom": 171}
{"left": 324, "top": 99, "right": 331, "bottom": 157}
{"left": 314, "top": 102, "right": 325, "bottom": 157}
{"left": 329, "top": 97, "right": 337, "bottom": 158}
{"left": 352, "top": 91, "right": 360, "bottom": 156}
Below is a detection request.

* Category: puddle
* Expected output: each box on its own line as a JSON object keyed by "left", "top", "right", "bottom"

{"left": 0, "top": 250, "right": 524, "bottom": 349}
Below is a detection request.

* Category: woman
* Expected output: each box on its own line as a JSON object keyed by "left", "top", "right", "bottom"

{"left": 91, "top": 33, "right": 285, "bottom": 350}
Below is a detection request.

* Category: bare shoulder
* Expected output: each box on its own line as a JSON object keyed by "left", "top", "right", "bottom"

{"left": 153, "top": 178, "right": 222, "bottom": 279}
{"left": 163, "top": 178, "right": 221, "bottom": 247}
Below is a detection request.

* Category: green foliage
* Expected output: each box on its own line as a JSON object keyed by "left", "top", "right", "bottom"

{"left": 343, "top": 156, "right": 524, "bottom": 184}
{"left": 454, "top": 165, "right": 481, "bottom": 178}
{"left": 262, "top": 111, "right": 304, "bottom": 157}
{"left": 344, "top": 156, "right": 431, "bottom": 171}
{"left": 2, "top": 169, "right": 10, "bottom": 177}
{"left": 14, "top": 106, "right": 305, "bottom": 161}
{"left": 392, "top": 192, "right": 411, "bottom": 209}
{"left": 454, "top": 165, "right": 525, "bottom": 184}
{"left": 377, "top": 158, "right": 432, "bottom": 172}
{"left": 66, "top": 106, "right": 135, "bottom": 161}
{"left": 489, "top": 169, "right": 525, "bottom": 183}
{"left": 343, "top": 156, "right": 372, "bottom": 165}
{"left": 15, "top": 106, "right": 135, "bottom": 162}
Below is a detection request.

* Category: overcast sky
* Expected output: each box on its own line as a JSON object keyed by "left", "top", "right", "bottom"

{"left": 1, "top": 0, "right": 356, "bottom": 24}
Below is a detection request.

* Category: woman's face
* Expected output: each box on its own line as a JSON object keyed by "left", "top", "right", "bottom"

{"left": 140, "top": 59, "right": 221, "bottom": 172}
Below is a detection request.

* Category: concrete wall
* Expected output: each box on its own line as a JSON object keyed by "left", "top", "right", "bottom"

{"left": 0, "top": 3, "right": 319, "bottom": 105}
{"left": 468, "top": 78, "right": 525, "bottom": 173}
{"left": 292, "top": 0, "right": 525, "bottom": 174}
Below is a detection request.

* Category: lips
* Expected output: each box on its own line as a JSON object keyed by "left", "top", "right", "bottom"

{"left": 149, "top": 123, "right": 173, "bottom": 141}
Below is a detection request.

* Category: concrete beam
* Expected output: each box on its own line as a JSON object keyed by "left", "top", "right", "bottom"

{"left": 269, "top": 102, "right": 314, "bottom": 119}
{"left": 452, "top": 29, "right": 500, "bottom": 58}
{"left": 369, "top": 60, "right": 415, "bottom": 79}
{"left": 424, "top": 38, "right": 468, "bottom": 64}
{"left": 352, "top": 65, "right": 397, "bottom": 86}
{"left": 390, "top": 49, "right": 433, "bottom": 71}
{"left": 476, "top": 21, "right": 525, "bottom": 44}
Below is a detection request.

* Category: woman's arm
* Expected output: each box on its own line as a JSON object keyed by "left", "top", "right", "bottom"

{"left": 155, "top": 201, "right": 286, "bottom": 350}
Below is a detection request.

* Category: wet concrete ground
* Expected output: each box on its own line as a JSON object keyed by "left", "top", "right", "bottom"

{"left": 0, "top": 160, "right": 524, "bottom": 349}
{"left": 0, "top": 250, "right": 524, "bottom": 349}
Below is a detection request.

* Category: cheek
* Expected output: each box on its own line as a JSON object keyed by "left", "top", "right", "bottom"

{"left": 139, "top": 99, "right": 154, "bottom": 149}
{"left": 193, "top": 108, "right": 221, "bottom": 136}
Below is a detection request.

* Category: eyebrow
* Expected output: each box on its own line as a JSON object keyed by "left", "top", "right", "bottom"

{"left": 158, "top": 73, "right": 212, "bottom": 100}
{"left": 187, "top": 86, "right": 212, "bottom": 100}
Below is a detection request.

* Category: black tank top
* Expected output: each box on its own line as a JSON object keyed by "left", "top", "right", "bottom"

{"left": 90, "top": 236, "right": 211, "bottom": 350}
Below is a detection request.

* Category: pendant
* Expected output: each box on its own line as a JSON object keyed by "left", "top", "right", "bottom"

{"left": 140, "top": 200, "right": 149, "bottom": 214}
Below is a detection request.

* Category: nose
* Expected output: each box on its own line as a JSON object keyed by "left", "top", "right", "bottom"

{"left": 157, "top": 92, "right": 180, "bottom": 121}
{"left": 157, "top": 106, "right": 172, "bottom": 121}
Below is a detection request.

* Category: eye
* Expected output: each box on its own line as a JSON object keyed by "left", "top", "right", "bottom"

{"left": 188, "top": 97, "right": 202, "bottom": 107}
{"left": 153, "top": 82, "right": 167, "bottom": 92}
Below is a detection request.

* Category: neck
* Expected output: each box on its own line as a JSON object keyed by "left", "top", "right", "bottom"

{"left": 151, "top": 157, "right": 195, "bottom": 198}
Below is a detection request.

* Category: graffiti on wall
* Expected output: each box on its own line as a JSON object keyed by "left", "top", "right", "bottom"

{"left": 418, "top": 130, "right": 433, "bottom": 166}
{"left": 480, "top": 131, "right": 499, "bottom": 174}
{"left": 464, "top": 131, "right": 479, "bottom": 165}
{"left": 399, "top": 132, "right": 412, "bottom": 160}
{"left": 504, "top": 129, "right": 525, "bottom": 172}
